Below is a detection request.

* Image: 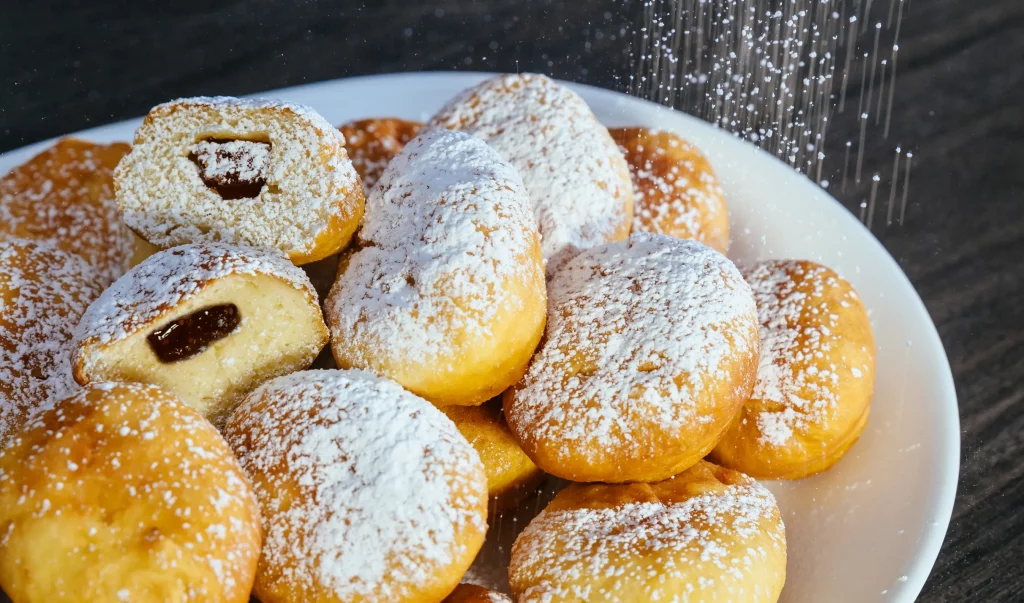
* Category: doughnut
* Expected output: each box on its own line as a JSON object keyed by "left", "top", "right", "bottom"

{"left": 71, "top": 242, "right": 328, "bottom": 424}
{"left": 0, "top": 137, "right": 136, "bottom": 284}
{"left": 0, "top": 382, "right": 261, "bottom": 603}
{"left": 443, "top": 584, "right": 513, "bottom": 603}
{"left": 441, "top": 399, "right": 544, "bottom": 510}
{"left": 115, "top": 96, "right": 365, "bottom": 265}
{"left": 339, "top": 117, "right": 422, "bottom": 193}
{"left": 710, "top": 259, "right": 876, "bottom": 479}
{"left": 610, "top": 127, "right": 730, "bottom": 253}
{"left": 426, "top": 73, "right": 634, "bottom": 271}
{"left": 0, "top": 238, "right": 103, "bottom": 446}
{"left": 326, "top": 129, "right": 546, "bottom": 407}
{"left": 504, "top": 233, "right": 759, "bottom": 483}
{"left": 508, "top": 461, "right": 786, "bottom": 603}
{"left": 223, "top": 369, "right": 488, "bottom": 603}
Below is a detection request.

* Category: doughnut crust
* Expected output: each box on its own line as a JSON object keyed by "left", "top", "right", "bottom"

{"left": 441, "top": 400, "right": 544, "bottom": 510}
{"left": 426, "top": 73, "right": 634, "bottom": 270}
{"left": 0, "top": 239, "right": 104, "bottom": 445}
{"left": 223, "top": 370, "right": 488, "bottom": 603}
{"left": 0, "top": 382, "right": 261, "bottom": 603}
{"left": 504, "top": 233, "right": 759, "bottom": 483}
{"left": 115, "top": 96, "right": 364, "bottom": 264}
{"left": 339, "top": 117, "right": 422, "bottom": 193}
{"left": 509, "top": 461, "right": 786, "bottom": 603}
{"left": 610, "top": 127, "right": 729, "bottom": 253}
{"left": 0, "top": 138, "right": 135, "bottom": 284}
{"left": 443, "top": 584, "right": 513, "bottom": 603}
{"left": 327, "top": 130, "right": 546, "bottom": 407}
{"left": 710, "top": 260, "right": 876, "bottom": 479}
{"left": 71, "top": 242, "right": 328, "bottom": 424}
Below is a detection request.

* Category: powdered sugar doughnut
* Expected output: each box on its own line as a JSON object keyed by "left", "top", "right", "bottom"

{"left": 0, "top": 238, "right": 104, "bottom": 446}
{"left": 426, "top": 73, "right": 634, "bottom": 271}
{"left": 0, "top": 138, "right": 137, "bottom": 285}
{"left": 710, "top": 260, "right": 876, "bottom": 479}
{"left": 611, "top": 127, "right": 729, "bottom": 253}
{"left": 504, "top": 233, "right": 759, "bottom": 483}
{"left": 0, "top": 382, "right": 261, "bottom": 603}
{"left": 115, "top": 96, "right": 364, "bottom": 265}
{"left": 326, "top": 129, "right": 546, "bottom": 407}
{"left": 509, "top": 461, "right": 786, "bottom": 603}
{"left": 444, "top": 584, "right": 513, "bottom": 603}
{"left": 223, "top": 370, "right": 488, "bottom": 603}
{"left": 340, "top": 117, "right": 422, "bottom": 193}
{"left": 71, "top": 242, "right": 328, "bottom": 424}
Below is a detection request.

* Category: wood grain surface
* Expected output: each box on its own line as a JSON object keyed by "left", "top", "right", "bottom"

{"left": 2, "top": 1, "right": 1023, "bottom": 601}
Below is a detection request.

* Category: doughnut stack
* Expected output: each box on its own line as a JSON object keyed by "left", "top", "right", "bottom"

{"left": 0, "top": 73, "right": 875, "bottom": 603}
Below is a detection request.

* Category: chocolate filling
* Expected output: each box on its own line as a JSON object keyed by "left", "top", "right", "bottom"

{"left": 147, "top": 304, "right": 241, "bottom": 363}
{"left": 188, "top": 138, "right": 271, "bottom": 200}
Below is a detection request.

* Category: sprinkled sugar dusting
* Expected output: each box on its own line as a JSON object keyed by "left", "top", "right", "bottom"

{"left": 225, "top": 370, "right": 487, "bottom": 599}
{"left": 507, "top": 233, "right": 757, "bottom": 465}
{"left": 0, "top": 239, "right": 104, "bottom": 443}
{"left": 0, "top": 138, "right": 134, "bottom": 285}
{"left": 744, "top": 260, "right": 863, "bottom": 447}
{"left": 327, "top": 129, "right": 541, "bottom": 367}
{"left": 340, "top": 118, "right": 422, "bottom": 193}
{"left": 426, "top": 73, "right": 633, "bottom": 268}
{"left": 72, "top": 242, "right": 316, "bottom": 372}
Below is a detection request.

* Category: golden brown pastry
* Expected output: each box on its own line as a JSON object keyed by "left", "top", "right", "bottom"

{"left": 441, "top": 399, "right": 544, "bottom": 510}
{"left": 224, "top": 370, "right": 488, "bottom": 603}
{"left": 0, "top": 382, "right": 261, "bottom": 603}
{"left": 327, "top": 129, "right": 546, "bottom": 407}
{"left": 340, "top": 117, "right": 422, "bottom": 193}
{"left": 426, "top": 73, "right": 634, "bottom": 272}
{"left": 509, "top": 461, "right": 786, "bottom": 603}
{"left": 71, "top": 242, "right": 328, "bottom": 424}
{"left": 504, "top": 233, "right": 759, "bottom": 483}
{"left": 611, "top": 127, "right": 729, "bottom": 253}
{"left": 0, "top": 137, "right": 136, "bottom": 284}
{"left": 443, "top": 583, "right": 513, "bottom": 603}
{"left": 115, "top": 96, "right": 365, "bottom": 265}
{"left": 0, "top": 238, "right": 104, "bottom": 446}
{"left": 711, "top": 259, "right": 876, "bottom": 479}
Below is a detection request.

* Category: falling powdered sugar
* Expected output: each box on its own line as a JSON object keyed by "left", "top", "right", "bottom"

{"left": 224, "top": 370, "right": 487, "bottom": 600}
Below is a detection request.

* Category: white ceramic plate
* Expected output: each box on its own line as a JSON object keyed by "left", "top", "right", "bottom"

{"left": 0, "top": 72, "right": 959, "bottom": 603}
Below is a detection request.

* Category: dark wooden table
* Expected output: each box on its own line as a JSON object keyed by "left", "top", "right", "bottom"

{"left": 2, "top": 1, "right": 1022, "bottom": 601}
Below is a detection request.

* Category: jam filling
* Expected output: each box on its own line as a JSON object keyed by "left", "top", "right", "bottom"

{"left": 147, "top": 304, "right": 241, "bottom": 363}
{"left": 188, "top": 138, "right": 271, "bottom": 200}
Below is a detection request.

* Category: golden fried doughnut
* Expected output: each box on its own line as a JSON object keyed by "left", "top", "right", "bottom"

{"left": 610, "top": 127, "right": 729, "bottom": 253}
{"left": 441, "top": 399, "right": 544, "bottom": 510}
{"left": 0, "top": 238, "right": 103, "bottom": 445}
{"left": 0, "top": 382, "right": 261, "bottom": 602}
{"left": 327, "top": 130, "right": 546, "bottom": 407}
{"left": 426, "top": 73, "right": 634, "bottom": 271}
{"left": 443, "top": 583, "right": 513, "bottom": 603}
{"left": 504, "top": 233, "right": 759, "bottom": 483}
{"left": 509, "top": 461, "right": 786, "bottom": 603}
{"left": 71, "top": 242, "right": 328, "bottom": 424}
{"left": 223, "top": 369, "right": 488, "bottom": 603}
{"left": 340, "top": 117, "right": 422, "bottom": 193}
{"left": 0, "top": 138, "right": 136, "bottom": 284}
{"left": 115, "top": 96, "right": 365, "bottom": 265}
{"left": 710, "top": 259, "right": 876, "bottom": 479}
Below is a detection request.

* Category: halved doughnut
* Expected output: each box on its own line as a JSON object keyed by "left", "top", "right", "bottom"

{"left": 509, "top": 461, "right": 786, "bottom": 603}
{"left": 71, "top": 242, "right": 328, "bottom": 424}
{"left": 504, "top": 233, "right": 759, "bottom": 483}
{"left": 0, "top": 382, "right": 261, "bottom": 603}
{"left": 339, "top": 117, "right": 422, "bottom": 193}
{"left": 710, "top": 259, "right": 876, "bottom": 479}
{"left": 426, "top": 73, "right": 634, "bottom": 271}
{"left": 326, "top": 129, "right": 546, "bottom": 407}
{"left": 223, "top": 369, "right": 488, "bottom": 603}
{"left": 115, "top": 96, "right": 364, "bottom": 264}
